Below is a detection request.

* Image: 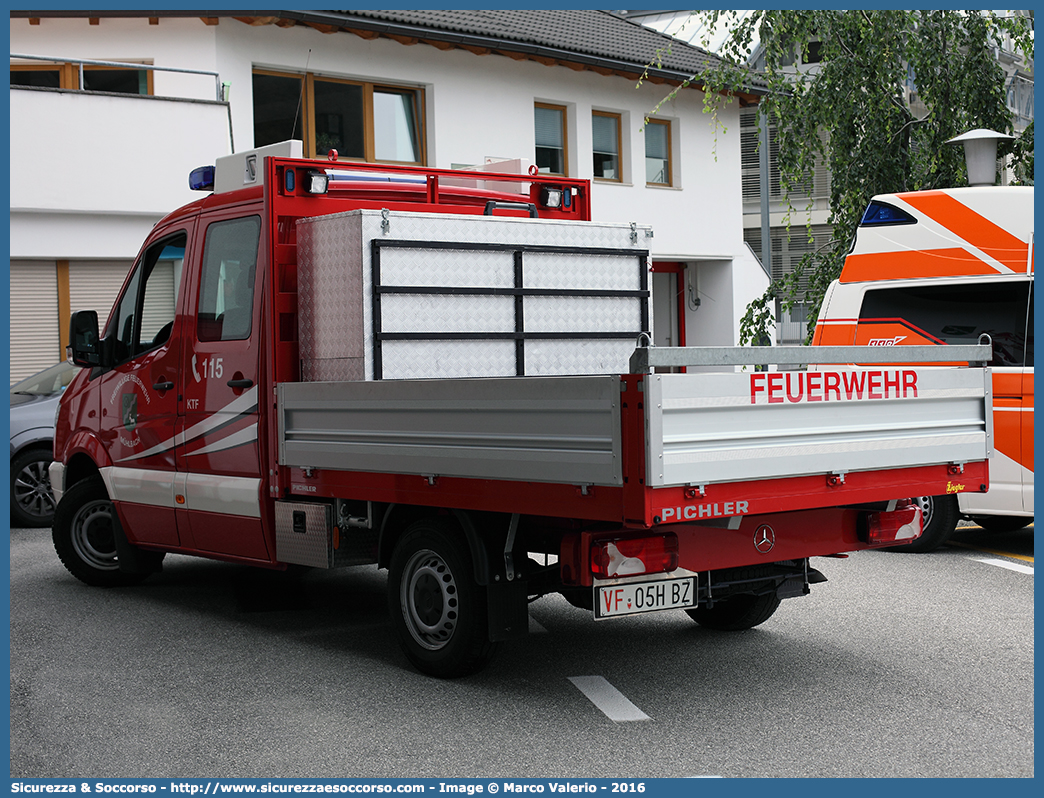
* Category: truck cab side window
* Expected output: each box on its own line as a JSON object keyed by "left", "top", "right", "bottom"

{"left": 197, "top": 216, "right": 262, "bottom": 342}
{"left": 106, "top": 233, "right": 186, "bottom": 364}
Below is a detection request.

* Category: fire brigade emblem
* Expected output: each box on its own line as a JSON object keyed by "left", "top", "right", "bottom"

{"left": 122, "top": 393, "right": 139, "bottom": 432}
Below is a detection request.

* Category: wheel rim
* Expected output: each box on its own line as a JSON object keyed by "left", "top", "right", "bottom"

{"left": 13, "top": 458, "right": 55, "bottom": 521}
{"left": 400, "top": 548, "right": 458, "bottom": 651}
{"left": 913, "top": 496, "right": 934, "bottom": 528}
{"left": 70, "top": 499, "right": 120, "bottom": 571}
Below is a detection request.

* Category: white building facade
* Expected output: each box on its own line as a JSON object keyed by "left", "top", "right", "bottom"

{"left": 9, "top": 10, "right": 768, "bottom": 382}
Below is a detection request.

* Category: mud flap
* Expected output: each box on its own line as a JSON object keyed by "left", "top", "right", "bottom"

{"left": 776, "top": 565, "right": 827, "bottom": 599}
{"left": 112, "top": 514, "right": 163, "bottom": 575}
{"left": 486, "top": 580, "right": 529, "bottom": 641}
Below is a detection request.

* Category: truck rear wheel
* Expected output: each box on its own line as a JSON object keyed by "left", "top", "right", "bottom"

{"left": 884, "top": 494, "right": 958, "bottom": 553}
{"left": 387, "top": 519, "right": 499, "bottom": 678}
{"left": 52, "top": 476, "right": 156, "bottom": 587}
{"left": 686, "top": 593, "right": 781, "bottom": 631}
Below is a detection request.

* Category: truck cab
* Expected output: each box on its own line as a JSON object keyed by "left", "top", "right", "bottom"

{"left": 52, "top": 145, "right": 592, "bottom": 578}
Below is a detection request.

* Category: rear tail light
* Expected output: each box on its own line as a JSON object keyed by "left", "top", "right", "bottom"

{"left": 867, "top": 502, "right": 922, "bottom": 544}
{"left": 591, "top": 534, "right": 679, "bottom": 578}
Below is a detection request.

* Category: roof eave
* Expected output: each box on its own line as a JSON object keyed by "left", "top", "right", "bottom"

{"left": 10, "top": 9, "right": 767, "bottom": 101}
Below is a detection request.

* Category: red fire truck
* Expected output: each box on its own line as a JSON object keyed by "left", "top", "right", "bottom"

{"left": 51, "top": 143, "right": 992, "bottom": 677}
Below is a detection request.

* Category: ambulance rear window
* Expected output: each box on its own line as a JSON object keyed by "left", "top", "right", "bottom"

{"left": 859, "top": 281, "right": 1032, "bottom": 367}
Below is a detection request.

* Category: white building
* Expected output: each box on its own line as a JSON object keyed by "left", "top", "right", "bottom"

{"left": 9, "top": 9, "right": 768, "bottom": 382}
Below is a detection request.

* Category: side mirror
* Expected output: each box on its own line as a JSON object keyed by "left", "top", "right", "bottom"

{"left": 69, "top": 310, "right": 102, "bottom": 367}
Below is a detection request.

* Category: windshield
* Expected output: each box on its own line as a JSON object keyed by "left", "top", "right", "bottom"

{"left": 10, "top": 360, "right": 78, "bottom": 396}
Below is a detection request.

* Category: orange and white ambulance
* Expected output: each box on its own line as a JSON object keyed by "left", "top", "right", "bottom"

{"left": 814, "top": 185, "right": 1034, "bottom": 551}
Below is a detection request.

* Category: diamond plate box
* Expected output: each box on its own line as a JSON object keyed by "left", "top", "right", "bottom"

{"left": 296, "top": 209, "right": 652, "bottom": 380}
{"left": 274, "top": 500, "right": 333, "bottom": 568}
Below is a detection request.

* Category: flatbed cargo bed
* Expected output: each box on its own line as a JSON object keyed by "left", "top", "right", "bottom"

{"left": 278, "top": 343, "right": 992, "bottom": 526}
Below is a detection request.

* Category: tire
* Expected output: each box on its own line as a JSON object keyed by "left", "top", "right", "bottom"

{"left": 11, "top": 447, "right": 57, "bottom": 528}
{"left": 686, "top": 592, "right": 781, "bottom": 631}
{"left": 884, "top": 494, "right": 959, "bottom": 553}
{"left": 971, "top": 515, "right": 1033, "bottom": 533}
{"left": 51, "top": 476, "right": 155, "bottom": 587}
{"left": 387, "top": 519, "right": 499, "bottom": 678}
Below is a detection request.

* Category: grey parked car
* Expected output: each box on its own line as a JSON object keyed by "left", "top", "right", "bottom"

{"left": 10, "top": 360, "right": 78, "bottom": 528}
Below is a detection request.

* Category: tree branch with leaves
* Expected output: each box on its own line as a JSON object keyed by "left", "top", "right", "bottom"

{"left": 657, "top": 10, "right": 1034, "bottom": 345}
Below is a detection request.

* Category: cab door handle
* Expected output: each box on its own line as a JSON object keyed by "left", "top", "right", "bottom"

{"left": 153, "top": 380, "right": 175, "bottom": 391}
{"left": 227, "top": 379, "right": 254, "bottom": 389}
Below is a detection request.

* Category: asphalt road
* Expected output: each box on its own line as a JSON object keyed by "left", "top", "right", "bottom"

{"left": 8, "top": 523, "right": 1033, "bottom": 779}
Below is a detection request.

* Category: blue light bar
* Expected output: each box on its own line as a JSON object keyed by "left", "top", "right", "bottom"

{"left": 860, "top": 200, "right": 916, "bottom": 227}
{"left": 189, "top": 165, "right": 215, "bottom": 191}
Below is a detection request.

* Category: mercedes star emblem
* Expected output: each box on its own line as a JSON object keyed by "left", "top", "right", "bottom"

{"left": 754, "top": 524, "right": 776, "bottom": 553}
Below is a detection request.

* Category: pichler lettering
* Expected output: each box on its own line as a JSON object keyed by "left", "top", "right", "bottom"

{"left": 659, "top": 500, "right": 749, "bottom": 523}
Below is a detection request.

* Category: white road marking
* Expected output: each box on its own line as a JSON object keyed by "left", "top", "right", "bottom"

{"left": 972, "top": 557, "right": 1034, "bottom": 576}
{"left": 568, "top": 675, "right": 650, "bottom": 722}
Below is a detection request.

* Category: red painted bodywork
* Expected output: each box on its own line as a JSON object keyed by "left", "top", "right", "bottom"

{"left": 54, "top": 154, "right": 990, "bottom": 576}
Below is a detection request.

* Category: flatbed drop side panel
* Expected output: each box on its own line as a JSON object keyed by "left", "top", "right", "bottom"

{"left": 278, "top": 364, "right": 991, "bottom": 526}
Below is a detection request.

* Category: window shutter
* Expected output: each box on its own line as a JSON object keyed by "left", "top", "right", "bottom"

{"left": 645, "top": 122, "right": 668, "bottom": 159}
{"left": 535, "top": 106, "right": 563, "bottom": 147}
{"left": 592, "top": 115, "right": 617, "bottom": 154}
{"left": 9, "top": 261, "right": 60, "bottom": 383}
{"left": 68, "top": 261, "right": 131, "bottom": 321}
{"left": 140, "top": 260, "right": 178, "bottom": 340}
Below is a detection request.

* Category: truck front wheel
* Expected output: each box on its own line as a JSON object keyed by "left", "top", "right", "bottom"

{"left": 52, "top": 476, "right": 156, "bottom": 587}
{"left": 387, "top": 519, "right": 499, "bottom": 678}
{"left": 686, "top": 593, "right": 781, "bottom": 631}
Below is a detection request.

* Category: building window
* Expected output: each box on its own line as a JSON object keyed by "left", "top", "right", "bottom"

{"left": 373, "top": 88, "right": 421, "bottom": 162}
{"left": 592, "top": 111, "right": 621, "bottom": 181}
{"left": 535, "top": 103, "right": 567, "bottom": 175}
{"left": 83, "top": 68, "right": 150, "bottom": 94}
{"left": 10, "top": 68, "right": 60, "bottom": 88}
{"left": 645, "top": 119, "right": 672, "bottom": 186}
{"left": 311, "top": 77, "right": 365, "bottom": 158}
{"left": 11, "top": 62, "right": 152, "bottom": 94}
{"left": 744, "top": 224, "right": 834, "bottom": 344}
{"left": 740, "top": 107, "right": 829, "bottom": 203}
{"left": 252, "top": 70, "right": 424, "bottom": 164}
{"left": 252, "top": 72, "right": 305, "bottom": 151}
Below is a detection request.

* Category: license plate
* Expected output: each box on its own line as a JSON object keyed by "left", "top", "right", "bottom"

{"left": 593, "top": 575, "right": 696, "bottom": 620}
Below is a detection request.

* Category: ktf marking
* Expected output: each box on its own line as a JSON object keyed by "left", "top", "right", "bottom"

{"left": 659, "top": 500, "right": 749, "bottom": 522}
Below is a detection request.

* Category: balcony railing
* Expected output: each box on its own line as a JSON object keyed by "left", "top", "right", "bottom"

{"left": 11, "top": 53, "right": 225, "bottom": 101}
